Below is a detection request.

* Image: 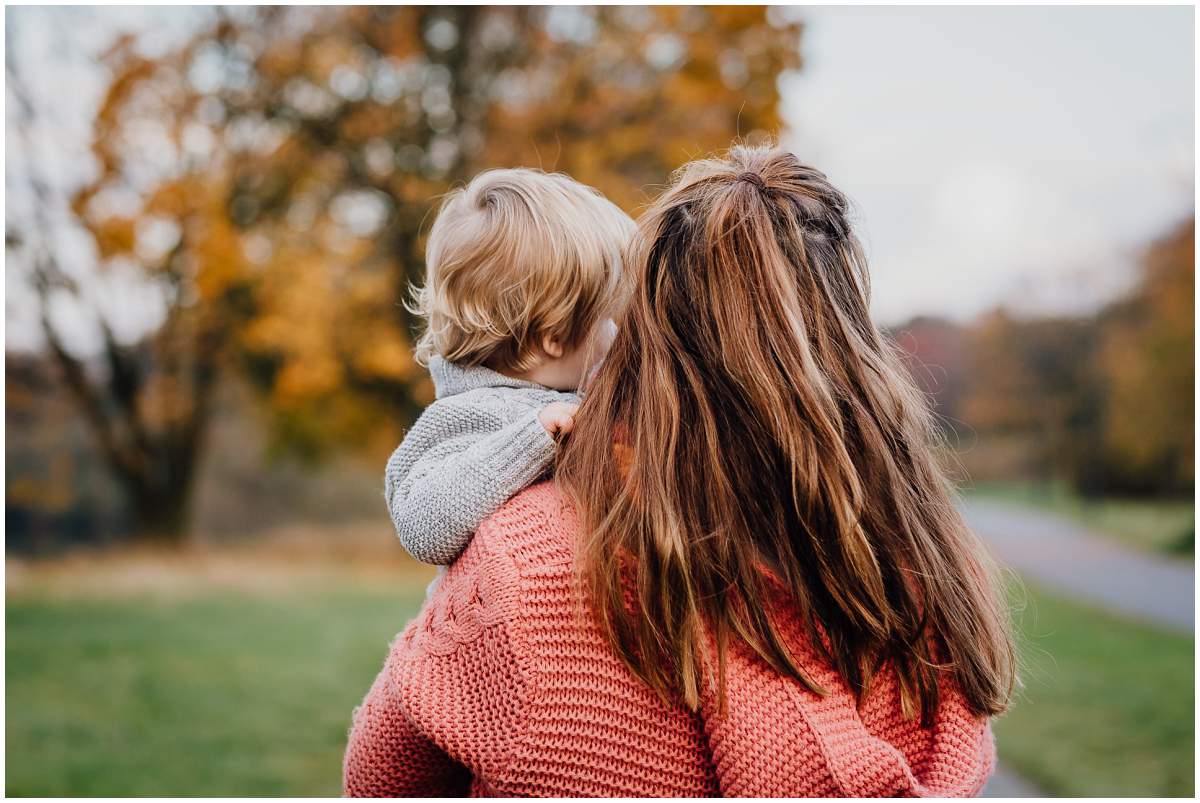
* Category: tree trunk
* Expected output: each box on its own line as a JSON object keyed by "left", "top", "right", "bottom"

{"left": 131, "top": 496, "right": 191, "bottom": 545}
{"left": 127, "top": 478, "right": 194, "bottom": 546}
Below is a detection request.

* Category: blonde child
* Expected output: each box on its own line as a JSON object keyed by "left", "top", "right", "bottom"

{"left": 385, "top": 168, "right": 632, "bottom": 569}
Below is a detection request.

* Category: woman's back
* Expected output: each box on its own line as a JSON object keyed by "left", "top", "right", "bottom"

{"left": 343, "top": 481, "right": 995, "bottom": 797}
{"left": 345, "top": 144, "right": 1011, "bottom": 796}
{"left": 559, "top": 144, "right": 1015, "bottom": 730}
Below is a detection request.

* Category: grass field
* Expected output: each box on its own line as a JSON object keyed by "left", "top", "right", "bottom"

{"left": 996, "top": 582, "right": 1194, "bottom": 797}
{"left": 5, "top": 545, "right": 1194, "bottom": 796}
{"left": 7, "top": 584, "right": 427, "bottom": 796}
{"left": 966, "top": 479, "right": 1194, "bottom": 557}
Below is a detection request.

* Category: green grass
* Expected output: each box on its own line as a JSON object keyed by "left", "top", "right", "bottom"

{"left": 995, "top": 582, "right": 1195, "bottom": 797}
{"left": 6, "top": 585, "right": 426, "bottom": 796}
{"left": 967, "top": 479, "right": 1194, "bottom": 557}
{"left": 6, "top": 575, "right": 1195, "bottom": 797}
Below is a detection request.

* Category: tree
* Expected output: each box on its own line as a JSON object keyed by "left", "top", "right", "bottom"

{"left": 7, "top": 34, "right": 228, "bottom": 542}
{"left": 886, "top": 315, "right": 970, "bottom": 436}
{"left": 959, "top": 308, "right": 1102, "bottom": 485}
{"left": 950, "top": 217, "right": 1194, "bottom": 497}
{"left": 8, "top": 6, "right": 804, "bottom": 542}
{"left": 1093, "top": 217, "right": 1194, "bottom": 495}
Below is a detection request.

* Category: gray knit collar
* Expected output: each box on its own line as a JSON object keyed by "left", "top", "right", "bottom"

{"left": 428, "top": 355, "right": 550, "bottom": 399}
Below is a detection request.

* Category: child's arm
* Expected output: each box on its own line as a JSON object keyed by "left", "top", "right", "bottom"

{"left": 385, "top": 400, "right": 571, "bottom": 565}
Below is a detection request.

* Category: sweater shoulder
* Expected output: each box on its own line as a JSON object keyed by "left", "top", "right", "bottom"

{"left": 395, "top": 481, "right": 575, "bottom": 661}
{"left": 415, "top": 390, "right": 516, "bottom": 428}
{"left": 433, "top": 385, "right": 573, "bottom": 416}
{"left": 404, "top": 482, "right": 577, "bottom": 665}
{"left": 388, "top": 391, "right": 541, "bottom": 468}
{"left": 471, "top": 480, "right": 578, "bottom": 573}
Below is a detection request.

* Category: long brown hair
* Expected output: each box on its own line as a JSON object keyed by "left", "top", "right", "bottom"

{"left": 557, "top": 144, "right": 1015, "bottom": 724}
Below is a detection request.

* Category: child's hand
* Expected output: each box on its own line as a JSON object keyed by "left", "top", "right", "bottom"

{"left": 538, "top": 402, "right": 578, "bottom": 439}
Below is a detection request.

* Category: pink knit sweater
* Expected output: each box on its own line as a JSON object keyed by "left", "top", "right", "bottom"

{"left": 343, "top": 481, "right": 996, "bottom": 797}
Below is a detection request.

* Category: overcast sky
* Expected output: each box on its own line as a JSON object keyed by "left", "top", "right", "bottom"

{"left": 780, "top": 5, "right": 1194, "bottom": 325}
{"left": 5, "top": 5, "right": 1195, "bottom": 352}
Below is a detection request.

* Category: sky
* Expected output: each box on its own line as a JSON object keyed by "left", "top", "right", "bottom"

{"left": 4, "top": 5, "right": 1195, "bottom": 352}
{"left": 779, "top": 5, "right": 1194, "bottom": 325}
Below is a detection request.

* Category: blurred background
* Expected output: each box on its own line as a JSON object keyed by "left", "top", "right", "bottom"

{"left": 5, "top": 5, "right": 1193, "bottom": 797}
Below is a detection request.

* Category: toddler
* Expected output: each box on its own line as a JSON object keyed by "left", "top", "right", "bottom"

{"left": 385, "top": 168, "right": 633, "bottom": 572}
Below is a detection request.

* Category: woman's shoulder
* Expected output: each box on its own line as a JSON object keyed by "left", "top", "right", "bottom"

{"left": 473, "top": 480, "right": 578, "bottom": 572}
{"left": 397, "top": 481, "right": 576, "bottom": 659}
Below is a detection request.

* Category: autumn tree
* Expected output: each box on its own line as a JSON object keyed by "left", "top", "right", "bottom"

{"left": 958, "top": 308, "right": 1102, "bottom": 483}
{"left": 8, "top": 36, "right": 231, "bottom": 541}
{"left": 952, "top": 217, "right": 1193, "bottom": 497}
{"left": 8, "top": 6, "right": 803, "bottom": 542}
{"left": 1092, "top": 217, "right": 1194, "bottom": 495}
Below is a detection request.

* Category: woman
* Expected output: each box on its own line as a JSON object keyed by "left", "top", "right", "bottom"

{"left": 343, "top": 145, "right": 1015, "bottom": 797}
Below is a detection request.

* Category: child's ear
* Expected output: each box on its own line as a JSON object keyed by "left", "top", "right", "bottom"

{"left": 541, "top": 334, "right": 565, "bottom": 359}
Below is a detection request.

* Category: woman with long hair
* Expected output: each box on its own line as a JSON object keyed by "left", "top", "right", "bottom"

{"left": 344, "top": 144, "right": 1015, "bottom": 797}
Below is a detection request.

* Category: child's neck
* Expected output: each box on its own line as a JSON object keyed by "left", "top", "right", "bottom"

{"left": 503, "top": 362, "right": 580, "bottom": 393}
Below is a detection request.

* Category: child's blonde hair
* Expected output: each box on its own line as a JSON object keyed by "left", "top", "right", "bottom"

{"left": 410, "top": 168, "right": 635, "bottom": 373}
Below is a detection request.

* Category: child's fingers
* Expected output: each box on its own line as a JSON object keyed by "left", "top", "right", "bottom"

{"left": 540, "top": 402, "right": 578, "bottom": 438}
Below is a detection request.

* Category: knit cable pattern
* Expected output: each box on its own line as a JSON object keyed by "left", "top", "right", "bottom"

{"left": 344, "top": 481, "right": 996, "bottom": 797}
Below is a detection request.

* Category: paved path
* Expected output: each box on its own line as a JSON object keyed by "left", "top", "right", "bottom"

{"left": 982, "top": 764, "right": 1045, "bottom": 798}
{"left": 960, "top": 498, "right": 1194, "bottom": 633}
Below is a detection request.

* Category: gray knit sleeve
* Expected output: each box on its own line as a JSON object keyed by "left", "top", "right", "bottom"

{"left": 383, "top": 400, "right": 558, "bottom": 565}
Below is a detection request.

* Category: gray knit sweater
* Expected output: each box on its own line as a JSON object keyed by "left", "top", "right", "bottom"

{"left": 384, "top": 355, "right": 579, "bottom": 565}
